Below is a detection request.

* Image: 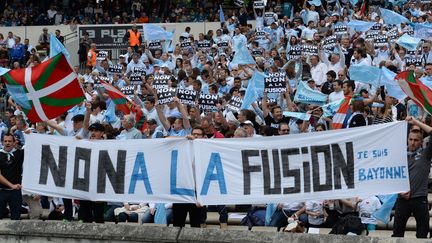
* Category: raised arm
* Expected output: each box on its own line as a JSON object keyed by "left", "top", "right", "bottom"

{"left": 262, "top": 91, "right": 270, "bottom": 118}
{"left": 175, "top": 97, "right": 191, "bottom": 130}
{"left": 155, "top": 103, "right": 171, "bottom": 131}
{"left": 83, "top": 102, "right": 91, "bottom": 133}
{"left": 46, "top": 119, "right": 66, "bottom": 136}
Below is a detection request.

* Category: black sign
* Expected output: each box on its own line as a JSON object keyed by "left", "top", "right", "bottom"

{"left": 198, "top": 93, "right": 218, "bottom": 111}
{"left": 371, "top": 23, "right": 382, "bottom": 31}
{"left": 252, "top": 48, "right": 263, "bottom": 56}
{"left": 153, "top": 75, "right": 171, "bottom": 89}
{"left": 374, "top": 36, "right": 388, "bottom": 48}
{"left": 156, "top": 87, "right": 176, "bottom": 105}
{"left": 197, "top": 40, "right": 211, "bottom": 52}
{"left": 253, "top": 0, "right": 265, "bottom": 8}
{"left": 287, "top": 45, "right": 302, "bottom": 61}
{"left": 264, "top": 12, "right": 274, "bottom": 18}
{"left": 132, "top": 67, "right": 147, "bottom": 76}
{"left": 365, "top": 31, "right": 379, "bottom": 42}
{"left": 322, "top": 35, "right": 337, "bottom": 51}
{"left": 97, "top": 76, "right": 110, "bottom": 88}
{"left": 227, "top": 96, "right": 243, "bottom": 112}
{"left": 302, "top": 45, "right": 318, "bottom": 57}
{"left": 387, "top": 28, "right": 399, "bottom": 43}
{"left": 255, "top": 31, "right": 266, "bottom": 40}
{"left": 405, "top": 28, "right": 414, "bottom": 36}
{"left": 148, "top": 40, "right": 162, "bottom": 50}
{"left": 217, "top": 41, "right": 229, "bottom": 48}
{"left": 264, "top": 72, "right": 287, "bottom": 93}
{"left": 129, "top": 73, "right": 143, "bottom": 86}
{"left": 96, "top": 50, "right": 109, "bottom": 61}
{"left": 78, "top": 25, "right": 143, "bottom": 49}
{"left": 405, "top": 56, "right": 423, "bottom": 67}
{"left": 176, "top": 89, "right": 197, "bottom": 106}
{"left": 334, "top": 25, "right": 348, "bottom": 36}
{"left": 108, "top": 64, "right": 122, "bottom": 74}
{"left": 180, "top": 40, "right": 192, "bottom": 50}
{"left": 120, "top": 85, "right": 135, "bottom": 98}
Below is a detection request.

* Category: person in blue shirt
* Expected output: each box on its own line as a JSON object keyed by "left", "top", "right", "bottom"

{"left": 10, "top": 36, "right": 25, "bottom": 66}
{"left": 156, "top": 97, "right": 191, "bottom": 137}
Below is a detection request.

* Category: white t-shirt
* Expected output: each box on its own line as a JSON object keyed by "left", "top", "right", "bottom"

{"left": 329, "top": 90, "right": 345, "bottom": 103}
{"left": 358, "top": 196, "right": 381, "bottom": 225}
{"left": 306, "top": 200, "right": 325, "bottom": 226}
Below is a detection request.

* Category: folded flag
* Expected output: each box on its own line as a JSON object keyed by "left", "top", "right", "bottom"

{"left": 308, "top": 0, "right": 322, "bottom": 6}
{"left": 154, "top": 203, "right": 167, "bottom": 225}
{"left": 396, "top": 33, "right": 421, "bottom": 51}
{"left": 347, "top": 20, "right": 375, "bottom": 32}
{"left": 265, "top": 203, "right": 277, "bottom": 226}
{"left": 396, "top": 70, "right": 432, "bottom": 115}
{"left": 294, "top": 81, "right": 328, "bottom": 106}
{"left": 381, "top": 67, "right": 406, "bottom": 100}
{"left": 373, "top": 194, "right": 398, "bottom": 224}
{"left": 50, "top": 34, "right": 70, "bottom": 60}
{"left": 100, "top": 79, "right": 146, "bottom": 131}
{"left": 283, "top": 111, "right": 311, "bottom": 121}
{"left": 241, "top": 71, "right": 267, "bottom": 109}
{"left": 332, "top": 96, "right": 351, "bottom": 129}
{"left": 0, "top": 67, "right": 10, "bottom": 76}
{"left": 2, "top": 53, "right": 84, "bottom": 122}
{"left": 231, "top": 45, "right": 256, "bottom": 66}
{"left": 219, "top": 5, "right": 225, "bottom": 23}
{"left": 321, "top": 100, "right": 343, "bottom": 117}
{"left": 143, "top": 24, "right": 171, "bottom": 41}
{"left": 349, "top": 65, "right": 381, "bottom": 86}
{"left": 380, "top": 8, "right": 409, "bottom": 25}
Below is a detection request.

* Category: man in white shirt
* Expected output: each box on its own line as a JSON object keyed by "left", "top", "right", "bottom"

{"left": 232, "top": 28, "right": 247, "bottom": 53}
{"left": 309, "top": 55, "right": 328, "bottom": 86}
{"left": 329, "top": 80, "right": 345, "bottom": 103}
{"left": 125, "top": 53, "right": 145, "bottom": 76}
{"left": 320, "top": 44, "right": 346, "bottom": 75}
{"left": 301, "top": 21, "right": 318, "bottom": 41}
{"left": 351, "top": 48, "right": 370, "bottom": 66}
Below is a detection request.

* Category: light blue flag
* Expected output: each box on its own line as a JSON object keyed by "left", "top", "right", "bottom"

{"left": 420, "top": 76, "right": 432, "bottom": 90}
{"left": 283, "top": 111, "right": 311, "bottom": 121}
{"left": 294, "top": 81, "right": 328, "bottom": 106}
{"left": 347, "top": 20, "right": 375, "bottom": 32}
{"left": 241, "top": 71, "right": 267, "bottom": 109}
{"left": 67, "top": 104, "right": 86, "bottom": 117}
{"left": 231, "top": 46, "right": 256, "bottom": 66}
{"left": 219, "top": 5, "right": 225, "bottom": 23}
{"left": 5, "top": 84, "right": 31, "bottom": 110}
{"left": 388, "top": 0, "right": 408, "bottom": 6}
{"left": 154, "top": 203, "right": 167, "bottom": 225}
{"left": 308, "top": 0, "right": 322, "bottom": 6}
{"left": 265, "top": 204, "right": 277, "bottom": 226}
{"left": 50, "top": 34, "right": 70, "bottom": 60}
{"left": 349, "top": 65, "right": 381, "bottom": 86}
{"left": 380, "top": 8, "right": 409, "bottom": 25}
{"left": 396, "top": 33, "right": 421, "bottom": 51}
{"left": 350, "top": 0, "right": 359, "bottom": 6}
{"left": 0, "top": 67, "right": 10, "bottom": 76}
{"left": 104, "top": 100, "right": 117, "bottom": 123}
{"left": 143, "top": 24, "right": 170, "bottom": 41}
{"left": 414, "top": 23, "right": 432, "bottom": 41}
{"left": 373, "top": 194, "right": 398, "bottom": 224}
{"left": 381, "top": 67, "right": 406, "bottom": 100}
{"left": 321, "top": 100, "right": 343, "bottom": 117}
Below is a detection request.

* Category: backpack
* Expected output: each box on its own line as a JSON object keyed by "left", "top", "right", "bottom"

{"left": 329, "top": 215, "right": 365, "bottom": 235}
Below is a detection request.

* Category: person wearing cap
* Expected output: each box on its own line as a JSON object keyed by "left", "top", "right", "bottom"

{"left": 240, "top": 120, "right": 261, "bottom": 137}
{"left": 123, "top": 24, "right": 142, "bottom": 53}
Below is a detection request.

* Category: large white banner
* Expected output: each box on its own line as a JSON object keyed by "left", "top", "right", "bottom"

{"left": 194, "top": 122, "right": 409, "bottom": 205}
{"left": 23, "top": 122, "right": 409, "bottom": 204}
{"left": 23, "top": 135, "right": 196, "bottom": 203}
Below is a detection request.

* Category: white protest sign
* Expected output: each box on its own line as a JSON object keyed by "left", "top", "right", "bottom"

{"left": 194, "top": 122, "right": 409, "bottom": 205}
{"left": 22, "top": 134, "right": 196, "bottom": 203}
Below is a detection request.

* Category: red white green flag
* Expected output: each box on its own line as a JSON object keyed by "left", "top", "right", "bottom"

{"left": 100, "top": 79, "right": 147, "bottom": 131}
{"left": 2, "top": 53, "right": 85, "bottom": 122}
{"left": 396, "top": 70, "right": 432, "bottom": 115}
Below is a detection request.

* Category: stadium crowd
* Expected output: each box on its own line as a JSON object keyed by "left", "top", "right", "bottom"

{"left": 0, "top": 0, "right": 432, "bottom": 239}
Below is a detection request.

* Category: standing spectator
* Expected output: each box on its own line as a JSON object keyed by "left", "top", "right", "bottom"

{"left": 10, "top": 36, "right": 25, "bottom": 66}
{"left": 123, "top": 24, "right": 142, "bottom": 53}
{"left": 55, "top": 30, "right": 64, "bottom": 45}
{"left": 87, "top": 43, "right": 97, "bottom": 68}
{"left": 0, "top": 133, "right": 24, "bottom": 220}
{"left": 36, "top": 27, "right": 50, "bottom": 55}
{"left": 78, "top": 32, "right": 92, "bottom": 70}
{"left": 392, "top": 116, "right": 432, "bottom": 238}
